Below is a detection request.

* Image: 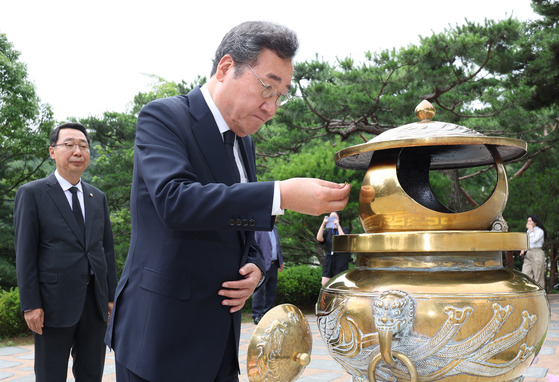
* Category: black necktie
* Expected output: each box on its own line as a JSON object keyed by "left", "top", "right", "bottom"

{"left": 223, "top": 130, "right": 240, "bottom": 183}
{"left": 69, "top": 187, "right": 85, "bottom": 241}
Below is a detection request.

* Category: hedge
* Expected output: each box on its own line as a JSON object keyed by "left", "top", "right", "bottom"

{"left": 0, "top": 288, "right": 28, "bottom": 339}
{"left": 2, "top": 264, "right": 324, "bottom": 338}
{"left": 243, "top": 264, "right": 323, "bottom": 313}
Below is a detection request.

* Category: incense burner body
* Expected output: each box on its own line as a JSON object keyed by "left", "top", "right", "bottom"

{"left": 316, "top": 101, "right": 550, "bottom": 382}
{"left": 317, "top": 249, "right": 549, "bottom": 381}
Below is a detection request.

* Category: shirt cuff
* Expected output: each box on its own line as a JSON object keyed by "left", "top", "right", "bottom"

{"left": 272, "top": 181, "right": 284, "bottom": 215}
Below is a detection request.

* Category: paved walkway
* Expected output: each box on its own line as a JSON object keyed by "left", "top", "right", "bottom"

{"left": 1, "top": 294, "right": 558, "bottom": 381}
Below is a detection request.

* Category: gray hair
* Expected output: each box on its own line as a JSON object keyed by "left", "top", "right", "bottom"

{"left": 210, "top": 21, "right": 299, "bottom": 77}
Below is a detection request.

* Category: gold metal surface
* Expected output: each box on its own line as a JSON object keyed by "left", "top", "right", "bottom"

{"left": 414, "top": 99, "right": 436, "bottom": 121}
{"left": 333, "top": 231, "right": 528, "bottom": 252}
{"left": 358, "top": 145, "right": 508, "bottom": 232}
{"left": 335, "top": 100, "right": 527, "bottom": 171}
{"left": 317, "top": 278, "right": 549, "bottom": 381}
{"left": 313, "top": 101, "right": 549, "bottom": 381}
{"left": 369, "top": 351, "right": 418, "bottom": 382}
{"left": 247, "top": 304, "right": 312, "bottom": 382}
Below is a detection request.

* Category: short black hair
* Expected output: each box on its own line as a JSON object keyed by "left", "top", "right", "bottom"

{"left": 49, "top": 122, "right": 90, "bottom": 147}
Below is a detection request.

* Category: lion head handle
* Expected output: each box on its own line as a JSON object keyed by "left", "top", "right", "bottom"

{"left": 372, "top": 290, "right": 415, "bottom": 367}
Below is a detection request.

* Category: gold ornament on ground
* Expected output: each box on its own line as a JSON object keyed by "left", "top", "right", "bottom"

{"left": 247, "top": 304, "right": 312, "bottom": 382}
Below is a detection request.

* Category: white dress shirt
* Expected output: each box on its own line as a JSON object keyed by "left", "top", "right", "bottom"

{"left": 54, "top": 169, "right": 85, "bottom": 221}
{"left": 200, "top": 85, "right": 283, "bottom": 215}
{"left": 528, "top": 226, "right": 544, "bottom": 249}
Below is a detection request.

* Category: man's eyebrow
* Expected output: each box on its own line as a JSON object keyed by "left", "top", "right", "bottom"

{"left": 266, "top": 73, "right": 292, "bottom": 90}
{"left": 63, "top": 138, "right": 88, "bottom": 143}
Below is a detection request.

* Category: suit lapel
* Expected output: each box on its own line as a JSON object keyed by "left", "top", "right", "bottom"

{"left": 189, "top": 88, "right": 239, "bottom": 186}
{"left": 188, "top": 88, "right": 255, "bottom": 248}
{"left": 46, "top": 174, "right": 86, "bottom": 248}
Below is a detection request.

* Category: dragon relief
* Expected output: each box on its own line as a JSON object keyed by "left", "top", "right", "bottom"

{"left": 254, "top": 311, "right": 303, "bottom": 380}
{"left": 317, "top": 290, "right": 537, "bottom": 382}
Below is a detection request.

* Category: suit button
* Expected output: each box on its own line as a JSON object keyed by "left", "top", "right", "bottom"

{"left": 249, "top": 219, "right": 256, "bottom": 226}
{"left": 236, "top": 219, "right": 242, "bottom": 226}
{"left": 229, "top": 219, "right": 235, "bottom": 226}
{"left": 242, "top": 219, "right": 248, "bottom": 226}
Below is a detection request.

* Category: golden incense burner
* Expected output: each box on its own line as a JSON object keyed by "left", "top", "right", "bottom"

{"left": 248, "top": 101, "right": 550, "bottom": 381}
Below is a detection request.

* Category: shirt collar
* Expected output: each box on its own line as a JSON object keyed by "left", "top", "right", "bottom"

{"left": 54, "top": 169, "right": 82, "bottom": 193}
{"left": 200, "top": 85, "right": 231, "bottom": 136}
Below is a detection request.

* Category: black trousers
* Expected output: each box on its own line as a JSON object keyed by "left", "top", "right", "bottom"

{"left": 115, "top": 322, "right": 239, "bottom": 382}
{"left": 34, "top": 281, "right": 107, "bottom": 382}
{"left": 252, "top": 261, "right": 279, "bottom": 319}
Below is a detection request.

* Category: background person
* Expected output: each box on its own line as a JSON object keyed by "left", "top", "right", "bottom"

{"left": 105, "top": 21, "right": 350, "bottom": 382}
{"left": 317, "top": 211, "right": 351, "bottom": 286}
{"left": 519, "top": 215, "right": 547, "bottom": 288}
{"left": 252, "top": 217, "right": 283, "bottom": 324}
{"left": 14, "top": 122, "right": 117, "bottom": 382}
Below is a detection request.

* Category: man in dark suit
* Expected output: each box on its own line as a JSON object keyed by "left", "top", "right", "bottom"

{"left": 14, "top": 122, "right": 117, "bottom": 382}
{"left": 252, "top": 217, "right": 283, "bottom": 324}
{"left": 105, "top": 21, "right": 350, "bottom": 382}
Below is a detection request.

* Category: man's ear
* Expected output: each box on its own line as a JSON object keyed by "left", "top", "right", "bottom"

{"left": 49, "top": 146, "right": 56, "bottom": 160}
{"left": 215, "top": 54, "right": 235, "bottom": 81}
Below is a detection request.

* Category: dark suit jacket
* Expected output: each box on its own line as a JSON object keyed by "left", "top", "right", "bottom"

{"left": 106, "top": 86, "right": 274, "bottom": 381}
{"left": 14, "top": 173, "right": 117, "bottom": 327}
{"left": 254, "top": 226, "right": 283, "bottom": 271}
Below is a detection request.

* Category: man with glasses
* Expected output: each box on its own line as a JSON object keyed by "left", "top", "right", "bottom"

{"left": 14, "top": 122, "right": 117, "bottom": 382}
{"left": 106, "top": 21, "right": 350, "bottom": 382}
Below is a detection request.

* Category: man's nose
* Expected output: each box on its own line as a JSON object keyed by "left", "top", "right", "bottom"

{"left": 71, "top": 146, "right": 83, "bottom": 155}
{"left": 260, "top": 98, "right": 278, "bottom": 115}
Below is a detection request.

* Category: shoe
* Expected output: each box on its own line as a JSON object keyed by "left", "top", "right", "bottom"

{"left": 253, "top": 316, "right": 261, "bottom": 325}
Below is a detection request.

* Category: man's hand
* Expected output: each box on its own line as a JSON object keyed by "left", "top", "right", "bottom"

{"left": 280, "top": 179, "right": 350, "bottom": 216}
{"left": 24, "top": 308, "right": 44, "bottom": 335}
{"left": 108, "top": 302, "right": 114, "bottom": 324}
{"left": 219, "top": 263, "right": 262, "bottom": 313}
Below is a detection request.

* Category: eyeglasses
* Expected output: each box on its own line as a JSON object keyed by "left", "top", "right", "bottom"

{"left": 52, "top": 142, "right": 90, "bottom": 153}
{"left": 246, "top": 64, "right": 291, "bottom": 107}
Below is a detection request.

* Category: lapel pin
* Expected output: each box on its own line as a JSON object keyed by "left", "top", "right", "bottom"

{"left": 89, "top": 193, "right": 93, "bottom": 198}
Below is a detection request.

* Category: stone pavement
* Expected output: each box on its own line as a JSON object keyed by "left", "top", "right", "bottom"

{"left": 1, "top": 294, "right": 558, "bottom": 381}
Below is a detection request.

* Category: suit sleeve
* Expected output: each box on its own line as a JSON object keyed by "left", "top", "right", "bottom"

{"left": 14, "top": 185, "right": 42, "bottom": 311}
{"left": 134, "top": 98, "right": 275, "bottom": 232}
{"left": 276, "top": 228, "right": 284, "bottom": 266}
{"left": 101, "top": 192, "right": 117, "bottom": 301}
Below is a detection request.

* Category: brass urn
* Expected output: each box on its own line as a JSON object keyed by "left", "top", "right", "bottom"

{"left": 315, "top": 100, "right": 550, "bottom": 381}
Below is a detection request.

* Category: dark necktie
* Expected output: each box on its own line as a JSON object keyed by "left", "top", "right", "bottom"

{"left": 69, "top": 187, "right": 85, "bottom": 241}
{"left": 223, "top": 130, "right": 240, "bottom": 183}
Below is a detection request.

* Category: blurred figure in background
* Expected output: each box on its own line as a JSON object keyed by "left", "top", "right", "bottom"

{"left": 519, "top": 215, "right": 547, "bottom": 289}
{"left": 252, "top": 217, "right": 283, "bottom": 324}
{"left": 317, "top": 211, "right": 351, "bottom": 286}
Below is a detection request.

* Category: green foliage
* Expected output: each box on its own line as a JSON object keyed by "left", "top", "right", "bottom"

{"left": 518, "top": 0, "right": 559, "bottom": 110}
{"left": 2, "top": 3, "right": 559, "bottom": 290}
{"left": 256, "top": 14, "right": 558, "bottom": 262}
{"left": 0, "top": 288, "right": 28, "bottom": 338}
{"left": 110, "top": 208, "right": 132, "bottom": 278}
{"left": 0, "top": 34, "right": 55, "bottom": 196}
{"left": 0, "top": 257, "right": 17, "bottom": 290}
{"left": 131, "top": 75, "right": 205, "bottom": 114}
{"left": 0, "top": 33, "right": 55, "bottom": 284}
{"left": 506, "top": 161, "right": 559, "bottom": 243}
{"left": 274, "top": 265, "right": 322, "bottom": 308}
